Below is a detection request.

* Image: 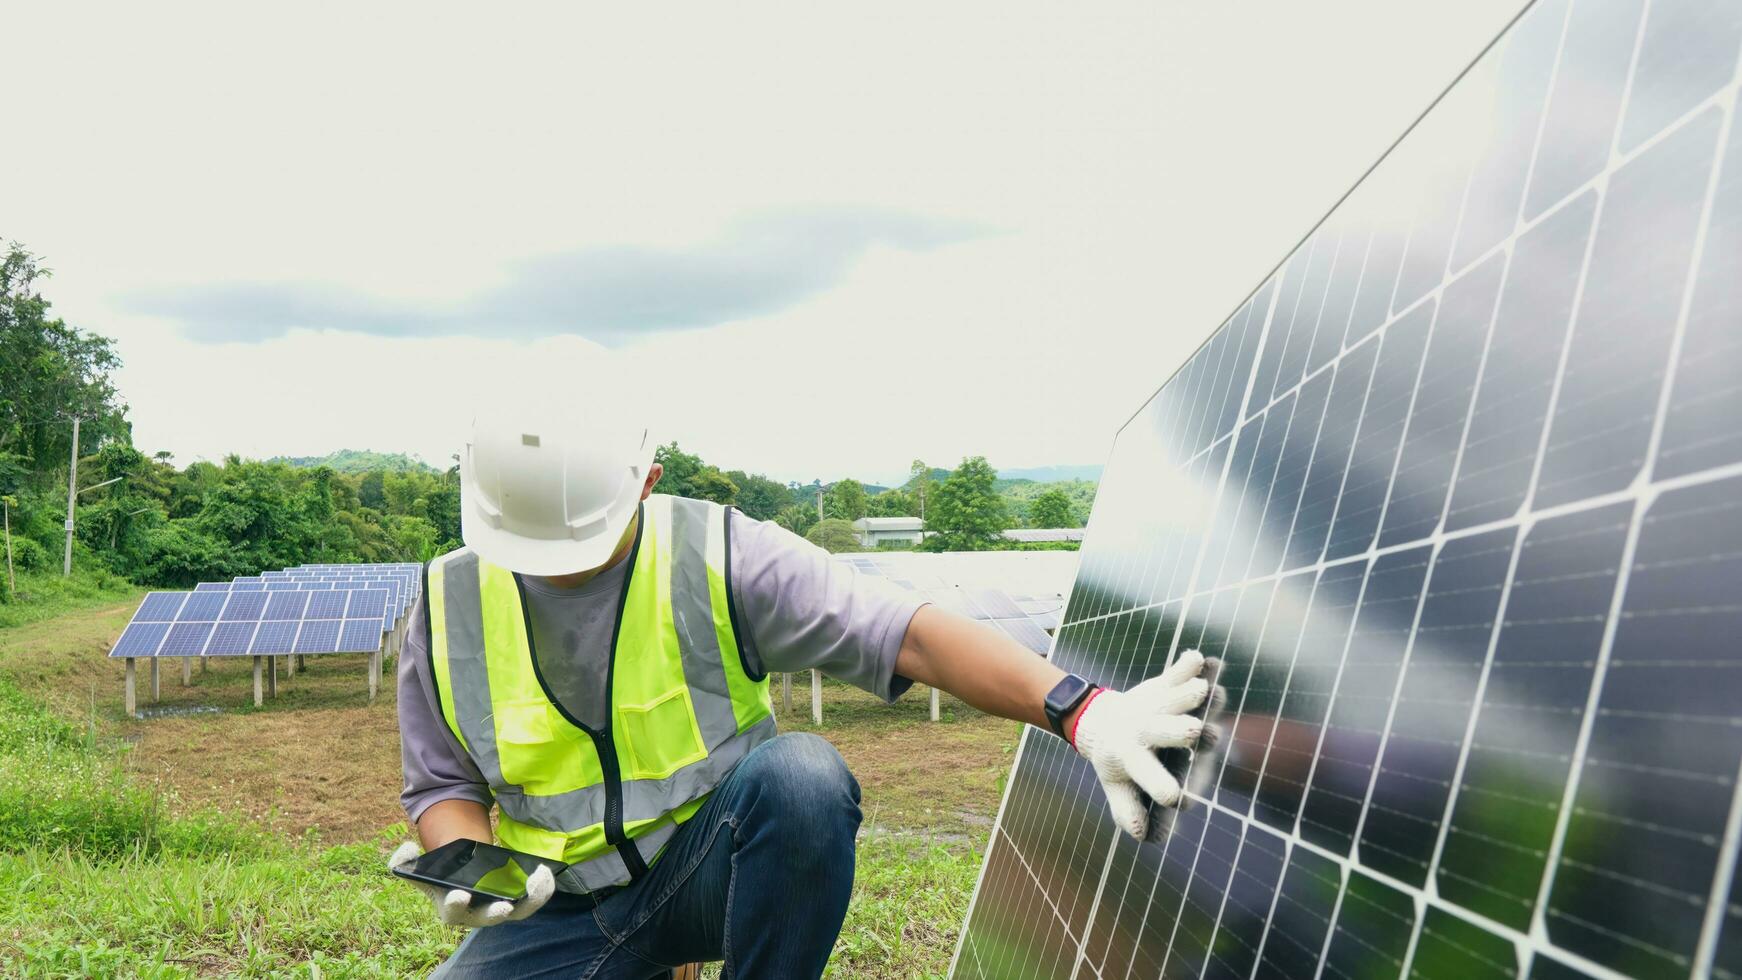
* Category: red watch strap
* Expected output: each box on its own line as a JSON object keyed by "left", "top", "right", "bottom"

{"left": 1068, "top": 687, "right": 1106, "bottom": 751}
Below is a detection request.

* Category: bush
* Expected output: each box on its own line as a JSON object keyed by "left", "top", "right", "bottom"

{"left": 805, "top": 519, "right": 863, "bottom": 554}
{"left": 8, "top": 536, "right": 49, "bottom": 573}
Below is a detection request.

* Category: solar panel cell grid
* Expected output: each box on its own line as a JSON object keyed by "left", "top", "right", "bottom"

{"left": 113, "top": 621, "right": 170, "bottom": 657}
{"left": 250, "top": 621, "right": 298, "bottom": 655}
{"left": 219, "top": 591, "right": 268, "bottom": 622}
{"left": 264, "top": 591, "right": 310, "bottom": 620}
{"left": 135, "top": 592, "right": 187, "bottom": 622}
{"left": 175, "top": 592, "right": 227, "bottom": 622}
{"left": 952, "top": 3, "right": 1742, "bottom": 977}
{"left": 338, "top": 618, "right": 383, "bottom": 652}
{"left": 159, "top": 622, "right": 213, "bottom": 657}
{"left": 205, "top": 621, "right": 258, "bottom": 656}
{"left": 305, "top": 591, "right": 348, "bottom": 620}
{"left": 345, "top": 589, "right": 388, "bottom": 620}
{"left": 293, "top": 619, "right": 341, "bottom": 654}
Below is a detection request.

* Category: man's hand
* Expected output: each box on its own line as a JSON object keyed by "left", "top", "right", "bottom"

{"left": 1070, "top": 649, "right": 1221, "bottom": 841}
{"left": 388, "top": 841, "right": 555, "bottom": 928}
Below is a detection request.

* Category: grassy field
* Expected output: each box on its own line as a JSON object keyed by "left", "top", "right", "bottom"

{"left": 0, "top": 591, "right": 1019, "bottom": 977}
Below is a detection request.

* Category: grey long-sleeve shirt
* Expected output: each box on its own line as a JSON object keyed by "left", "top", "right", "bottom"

{"left": 397, "top": 508, "right": 923, "bottom": 822}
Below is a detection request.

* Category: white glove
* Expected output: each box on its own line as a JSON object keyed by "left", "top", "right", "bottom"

{"left": 1070, "top": 649, "right": 1220, "bottom": 841}
{"left": 388, "top": 841, "right": 556, "bottom": 928}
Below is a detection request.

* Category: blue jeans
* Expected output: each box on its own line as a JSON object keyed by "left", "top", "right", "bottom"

{"left": 431, "top": 733, "right": 862, "bottom": 979}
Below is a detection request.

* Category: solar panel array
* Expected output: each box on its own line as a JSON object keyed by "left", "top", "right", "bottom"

{"left": 111, "top": 563, "right": 419, "bottom": 660}
{"left": 953, "top": 2, "right": 1742, "bottom": 978}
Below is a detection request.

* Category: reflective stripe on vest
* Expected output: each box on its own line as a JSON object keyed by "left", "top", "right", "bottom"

{"left": 426, "top": 494, "right": 775, "bottom": 892}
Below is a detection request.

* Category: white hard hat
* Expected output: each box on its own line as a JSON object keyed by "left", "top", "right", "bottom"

{"left": 460, "top": 393, "right": 655, "bottom": 576}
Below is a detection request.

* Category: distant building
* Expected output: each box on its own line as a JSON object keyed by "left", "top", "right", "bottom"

{"left": 1002, "top": 528, "right": 1084, "bottom": 543}
{"left": 851, "top": 516, "right": 925, "bottom": 548}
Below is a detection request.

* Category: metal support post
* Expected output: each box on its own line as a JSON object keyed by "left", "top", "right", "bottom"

{"left": 149, "top": 657, "right": 160, "bottom": 702}
{"left": 62, "top": 417, "right": 79, "bottom": 577}
{"left": 811, "top": 669, "right": 822, "bottom": 725}
{"left": 124, "top": 658, "right": 136, "bottom": 716}
{"left": 253, "top": 656, "right": 264, "bottom": 707}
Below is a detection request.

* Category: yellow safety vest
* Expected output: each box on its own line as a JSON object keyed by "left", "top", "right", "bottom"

{"left": 425, "top": 494, "right": 775, "bottom": 892}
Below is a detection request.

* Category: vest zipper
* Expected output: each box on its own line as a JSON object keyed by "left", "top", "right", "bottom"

{"left": 513, "top": 509, "right": 650, "bottom": 883}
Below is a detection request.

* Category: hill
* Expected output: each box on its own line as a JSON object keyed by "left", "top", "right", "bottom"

{"left": 997, "top": 464, "right": 1103, "bottom": 483}
{"left": 268, "top": 449, "right": 440, "bottom": 475}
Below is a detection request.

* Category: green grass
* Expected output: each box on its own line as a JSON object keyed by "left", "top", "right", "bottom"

{"left": 0, "top": 598, "right": 997, "bottom": 977}
{"left": 0, "top": 566, "right": 140, "bottom": 631}
{"left": 0, "top": 837, "right": 449, "bottom": 978}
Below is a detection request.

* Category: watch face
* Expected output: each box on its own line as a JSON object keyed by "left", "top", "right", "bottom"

{"left": 1046, "top": 674, "right": 1092, "bottom": 734}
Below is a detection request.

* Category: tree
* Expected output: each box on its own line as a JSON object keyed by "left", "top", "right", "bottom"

{"left": 726, "top": 470, "right": 792, "bottom": 521}
{"left": 907, "top": 459, "right": 937, "bottom": 520}
{"left": 1028, "top": 488, "right": 1077, "bottom": 528}
{"left": 923, "top": 456, "right": 1008, "bottom": 551}
{"left": 358, "top": 470, "right": 387, "bottom": 510}
{"left": 0, "top": 245, "right": 130, "bottom": 479}
{"left": 805, "top": 518, "right": 863, "bottom": 554}
{"left": 690, "top": 467, "right": 738, "bottom": 504}
{"left": 867, "top": 488, "right": 918, "bottom": 517}
{"left": 653, "top": 442, "right": 705, "bottom": 497}
{"left": 774, "top": 504, "right": 818, "bottom": 537}
{"left": 822, "top": 479, "right": 868, "bottom": 522}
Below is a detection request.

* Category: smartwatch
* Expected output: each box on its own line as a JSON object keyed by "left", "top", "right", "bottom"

{"left": 1043, "top": 673, "right": 1098, "bottom": 740}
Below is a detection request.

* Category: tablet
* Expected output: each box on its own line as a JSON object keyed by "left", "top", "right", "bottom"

{"left": 392, "top": 838, "right": 569, "bottom": 903}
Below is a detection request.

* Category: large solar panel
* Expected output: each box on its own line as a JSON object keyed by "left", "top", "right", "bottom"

{"left": 953, "top": 3, "right": 1742, "bottom": 978}
{"left": 109, "top": 587, "right": 390, "bottom": 658}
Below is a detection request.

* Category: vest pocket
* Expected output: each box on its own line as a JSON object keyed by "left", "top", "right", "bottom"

{"left": 618, "top": 687, "right": 708, "bottom": 780}
{"left": 496, "top": 698, "right": 558, "bottom": 789}
{"left": 496, "top": 698, "right": 556, "bottom": 744}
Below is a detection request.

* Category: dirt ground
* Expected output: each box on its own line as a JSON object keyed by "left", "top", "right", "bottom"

{"left": 1, "top": 601, "right": 1020, "bottom": 845}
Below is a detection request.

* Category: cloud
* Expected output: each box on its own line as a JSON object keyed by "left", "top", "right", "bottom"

{"left": 121, "top": 207, "right": 988, "bottom": 344}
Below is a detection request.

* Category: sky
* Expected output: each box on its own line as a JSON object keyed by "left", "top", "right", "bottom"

{"left": 10, "top": 1, "right": 1523, "bottom": 486}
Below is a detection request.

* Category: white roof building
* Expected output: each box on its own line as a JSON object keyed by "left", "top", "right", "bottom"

{"left": 1002, "top": 528, "right": 1084, "bottom": 543}
{"left": 850, "top": 516, "right": 925, "bottom": 547}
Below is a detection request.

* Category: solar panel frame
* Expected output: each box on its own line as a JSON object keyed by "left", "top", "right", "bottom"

{"left": 952, "top": 3, "right": 1742, "bottom": 978}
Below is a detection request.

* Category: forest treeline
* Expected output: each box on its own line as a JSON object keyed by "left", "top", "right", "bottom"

{"left": 0, "top": 242, "right": 1090, "bottom": 595}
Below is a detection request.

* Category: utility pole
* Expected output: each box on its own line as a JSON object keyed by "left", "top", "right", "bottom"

{"left": 63, "top": 416, "right": 80, "bottom": 577}
{"left": 3, "top": 496, "right": 14, "bottom": 598}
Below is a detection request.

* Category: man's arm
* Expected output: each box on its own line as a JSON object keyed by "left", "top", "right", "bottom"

{"left": 894, "top": 604, "right": 1086, "bottom": 733}
{"left": 895, "top": 602, "right": 1217, "bottom": 841}
{"left": 397, "top": 595, "right": 496, "bottom": 839}
{"left": 415, "top": 798, "right": 494, "bottom": 852}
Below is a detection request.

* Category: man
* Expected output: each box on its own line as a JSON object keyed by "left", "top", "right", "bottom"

{"left": 390, "top": 394, "right": 1217, "bottom": 979}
